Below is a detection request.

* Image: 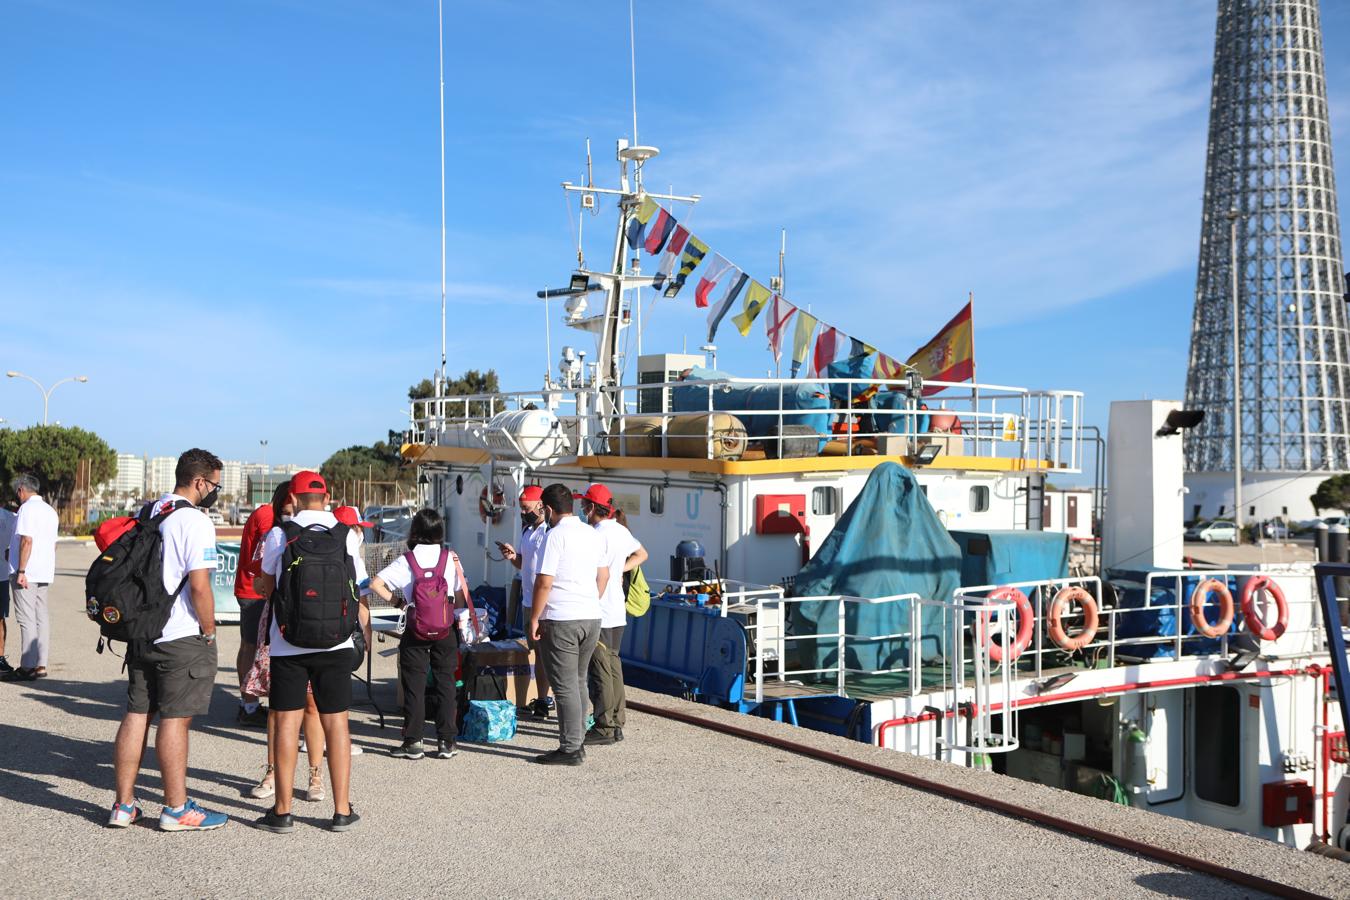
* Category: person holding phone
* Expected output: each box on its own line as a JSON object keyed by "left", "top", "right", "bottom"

{"left": 497, "top": 486, "right": 552, "bottom": 717}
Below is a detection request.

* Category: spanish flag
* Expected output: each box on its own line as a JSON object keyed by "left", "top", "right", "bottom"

{"left": 906, "top": 301, "right": 973, "bottom": 393}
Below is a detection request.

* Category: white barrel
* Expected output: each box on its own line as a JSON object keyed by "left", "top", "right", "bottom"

{"left": 480, "top": 409, "right": 571, "bottom": 462}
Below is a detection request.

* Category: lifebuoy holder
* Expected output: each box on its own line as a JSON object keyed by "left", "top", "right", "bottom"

{"left": 977, "top": 586, "right": 1034, "bottom": 663}
{"left": 479, "top": 485, "right": 505, "bottom": 525}
{"left": 1188, "top": 577, "right": 1234, "bottom": 638}
{"left": 1240, "top": 575, "right": 1288, "bottom": 641}
{"left": 1047, "top": 586, "right": 1099, "bottom": 652}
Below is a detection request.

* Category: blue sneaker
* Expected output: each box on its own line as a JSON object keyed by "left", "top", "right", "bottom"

{"left": 158, "top": 799, "right": 228, "bottom": 832}
{"left": 107, "top": 801, "right": 142, "bottom": 828}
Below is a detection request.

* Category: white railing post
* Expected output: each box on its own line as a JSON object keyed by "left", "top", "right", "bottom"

{"left": 837, "top": 597, "right": 847, "bottom": 696}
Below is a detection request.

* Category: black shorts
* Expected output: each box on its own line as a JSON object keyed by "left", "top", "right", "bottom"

{"left": 237, "top": 599, "right": 264, "bottom": 644}
{"left": 127, "top": 634, "right": 218, "bottom": 719}
{"left": 270, "top": 650, "right": 353, "bottom": 715}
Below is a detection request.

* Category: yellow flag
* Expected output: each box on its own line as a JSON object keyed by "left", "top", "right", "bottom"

{"left": 731, "top": 280, "right": 771, "bottom": 336}
{"left": 791, "top": 311, "right": 818, "bottom": 376}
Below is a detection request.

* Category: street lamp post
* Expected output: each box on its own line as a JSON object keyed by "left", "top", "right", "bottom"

{"left": 5, "top": 371, "right": 89, "bottom": 425}
{"left": 1228, "top": 208, "right": 1243, "bottom": 542}
{"left": 259, "top": 440, "right": 269, "bottom": 504}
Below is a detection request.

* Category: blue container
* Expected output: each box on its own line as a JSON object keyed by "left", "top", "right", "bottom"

{"left": 620, "top": 596, "right": 747, "bottom": 704}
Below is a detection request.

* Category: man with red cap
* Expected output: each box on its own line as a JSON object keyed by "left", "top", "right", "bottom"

{"left": 576, "top": 484, "right": 646, "bottom": 746}
{"left": 498, "top": 485, "right": 551, "bottom": 716}
{"left": 252, "top": 471, "right": 368, "bottom": 833}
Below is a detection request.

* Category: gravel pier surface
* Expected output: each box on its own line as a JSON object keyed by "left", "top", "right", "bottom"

{"left": 2, "top": 543, "right": 1343, "bottom": 898}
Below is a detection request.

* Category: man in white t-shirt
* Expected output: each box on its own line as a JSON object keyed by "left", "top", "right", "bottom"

{"left": 577, "top": 483, "right": 647, "bottom": 746}
{"left": 498, "top": 485, "right": 551, "bottom": 715}
{"left": 109, "top": 448, "right": 230, "bottom": 832}
{"left": 252, "top": 471, "right": 367, "bottom": 834}
{"left": 528, "top": 483, "right": 607, "bottom": 765}
{"left": 4, "top": 474, "right": 59, "bottom": 682}
{"left": 0, "top": 502, "right": 18, "bottom": 674}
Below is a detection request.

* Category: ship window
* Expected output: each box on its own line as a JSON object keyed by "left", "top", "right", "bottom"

{"left": 969, "top": 486, "right": 989, "bottom": 513}
{"left": 455, "top": 475, "right": 463, "bottom": 495}
{"left": 649, "top": 485, "right": 665, "bottom": 516}
{"left": 812, "top": 486, "right": 838, "bottom": 516}
{"left": 1193, "top": 686, "right": 1241, "bottom": 807}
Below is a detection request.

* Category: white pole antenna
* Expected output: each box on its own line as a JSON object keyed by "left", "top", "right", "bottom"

{"left": 629, "top": 0, "right": 639, "bottom": 147}
{"left": 437, "top": 0, "right": 448, "bottom": 389}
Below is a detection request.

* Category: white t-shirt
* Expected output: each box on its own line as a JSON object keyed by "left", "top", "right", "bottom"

{"left": 146, "top": 494, "right": 218, "bottom": 644}
{"left": 11, "top": 494, "right": 59, "bottom": 584}
{"left": 376, "top": 543, "right": 461, "bottom": 600}
{"left": 518, "top": 523, "right": 549, "bottom": 608}
{"left": 535, "top": 515, "right": 605, "bottom": 622}
{"left": 260, "top": 509, "right": 361, "bottom": 656}
{"left": 0, "top": 509, "right": 16, "bottom": 583}
{"left": 595, "top": 518, "right": 641, "bottom": 628}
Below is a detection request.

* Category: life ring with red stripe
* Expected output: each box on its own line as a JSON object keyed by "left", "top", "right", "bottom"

{"left": 1188, "top": 578, "right": 1234, "bottom": 638}
{"left": 478, "top": 485, "right": 505, "bottom": 525}
{"left": 978, "top": 586, "right": 1034, "bottom": 663}
{"left": 1240, "top": 575, "right": 1288, "bottom": 641}
{"left": 1047, "top": 586, "right": 1099, "bottom": 652}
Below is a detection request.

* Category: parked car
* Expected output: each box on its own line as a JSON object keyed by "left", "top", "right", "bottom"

{"left": 206, "top": 509, "right": 224, "bottom": 526}
{"left": 1260, "top": 519, "right": 1290, "bottom": 540}
{"left": 1185, "top": 519, "right": 1238, "bottom": 543}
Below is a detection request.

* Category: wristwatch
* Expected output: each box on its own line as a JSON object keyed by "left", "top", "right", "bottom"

{"left": 202, "top": 632, "right": 216, "bottom": 644}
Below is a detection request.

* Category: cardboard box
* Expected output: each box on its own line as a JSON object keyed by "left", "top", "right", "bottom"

{"left": 464, "top": 639, "right": 537, "bottom": 708}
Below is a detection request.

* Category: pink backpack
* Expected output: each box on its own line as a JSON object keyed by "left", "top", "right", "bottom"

{"left": 406, "top": 548, "right": 461, "bottom": 641}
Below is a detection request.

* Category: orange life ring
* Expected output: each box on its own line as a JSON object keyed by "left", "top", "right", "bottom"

{"left": 478, "top": 485, "right": 505, "bottom": 525}
{"left": 1240, "top": 575, "right": 1288, "bottom": 641}
{"left": 1189, "top": 577, "right": 1234, "bottom": 638}
{"left": 1047, "top": 586, "right": 1099, "bottom": 651}
{"left": 978, "top": 586, "right": 1034, "bottom": 663}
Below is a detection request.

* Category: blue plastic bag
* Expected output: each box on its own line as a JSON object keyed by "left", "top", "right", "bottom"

{"left": 460, "top": 699, "right": 517, "bottom": 743}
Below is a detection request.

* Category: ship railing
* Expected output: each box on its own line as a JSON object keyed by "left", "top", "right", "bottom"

{"left": 680, "top": 579, "right": 920, "bottom": 703}
{"left": 406, "top": 377, "right": 1083, "bottom": 473}
{"left": 950, "top": 569, "right": 1321, "bottom": 681}
{"left": 607, "top": 376, "right": 1082, "bottom": 472}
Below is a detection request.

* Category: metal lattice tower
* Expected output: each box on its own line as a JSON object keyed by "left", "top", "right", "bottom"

{"left": 1184, "top": 0, "right": 1347, "bottom": 477}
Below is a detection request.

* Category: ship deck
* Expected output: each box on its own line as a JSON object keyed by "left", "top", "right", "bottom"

{"left": 4, "top": 543, "right": 1346, "bottom": 899}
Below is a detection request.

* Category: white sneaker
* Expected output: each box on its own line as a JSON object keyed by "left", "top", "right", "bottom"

{"left": 350, "top": 742, "right": 363, "bottom": 756}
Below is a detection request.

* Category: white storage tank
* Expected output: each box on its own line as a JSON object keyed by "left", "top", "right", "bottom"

{"left": 479, "top": 409, "right": 571, "bottom": 463}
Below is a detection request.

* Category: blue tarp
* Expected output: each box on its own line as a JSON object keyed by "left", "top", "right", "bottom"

{"left": 1107, "top": 568, "right": 1240, "bottom": 658}
{"left": 787, "top": 462, "right": 961, "bottom": 671}
{"left": 948, "top": 530, "right": 1069, "bottom": 588}
{"left": 671, "top": 367, "right": 830, "bottom": 447}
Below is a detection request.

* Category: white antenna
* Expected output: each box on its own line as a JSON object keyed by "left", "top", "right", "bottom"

{"left": 629, "top": 0, "right": 639, "bottom": 146}
{"left": 437, "top": 0, "right": 448, "bottom": 389}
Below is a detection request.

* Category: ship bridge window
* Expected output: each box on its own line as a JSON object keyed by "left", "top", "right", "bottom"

{"left": 969, "top": 485, "right": 989, "bottom": 513}
{"left": 1193, "top": 686, "right": 1241, "bottom": 807}
{"left": 812, "top": 486, "right": 838, "bottom": 516}
{"left": 649, "top": 485, "right": 665, "bottom": 516}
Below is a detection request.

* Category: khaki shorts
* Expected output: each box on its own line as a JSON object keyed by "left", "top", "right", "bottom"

{"left": 127, "top": 634, "right": 218, "bottom": 719}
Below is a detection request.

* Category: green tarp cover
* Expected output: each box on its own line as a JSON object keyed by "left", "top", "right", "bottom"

{"left": 787, "top": 462, "right": 961, "bottom": 672}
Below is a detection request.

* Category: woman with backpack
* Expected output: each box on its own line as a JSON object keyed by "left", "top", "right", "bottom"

{"left": 243, "top": 488, "right": 328, "bottom": 802}
{"left": 367, "top": 508, "right": 470, "bottom": 760}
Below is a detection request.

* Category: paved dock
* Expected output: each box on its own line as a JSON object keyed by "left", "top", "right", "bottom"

{"left": 2, "top": 544, "right": 1346, "bottom": 899}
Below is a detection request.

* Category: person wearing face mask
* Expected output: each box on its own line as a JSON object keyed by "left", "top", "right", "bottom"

{"left": 108, "top": 448, "right": 230, "bottom": 831}
{"left": 497, "top": 485, "right": 552, "bottom": 717}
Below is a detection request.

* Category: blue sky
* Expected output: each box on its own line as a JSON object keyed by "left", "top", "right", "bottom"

{"left": 2, "top": 0, "right": 1348, "bottom": 469}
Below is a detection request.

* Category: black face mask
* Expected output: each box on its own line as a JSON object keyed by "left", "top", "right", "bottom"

{"left": 199, "top": 486, "right": 220, "bottom": 509}
{"left": 521, "top": 510, "right": 540, "bottom": 527}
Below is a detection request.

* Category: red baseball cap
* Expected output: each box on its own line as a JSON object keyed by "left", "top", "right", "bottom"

{"left": 520, "top": 485, "right": 543, "bottom": 502}
{"left": 574, "top": 483, "right": 613, "bottom": 510}
{"left": 290, "top": 470, "right": 327, "bottom": 495}
{"left": 334, "top": 506, "right": 373, "bottom": 528}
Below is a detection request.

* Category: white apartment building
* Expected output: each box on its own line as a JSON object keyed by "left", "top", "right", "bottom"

{"left": 147, "top": 456, "right": 177, "bottom": 495}
{"left": 221, "top": 460, "right": 243, "bottom": 498}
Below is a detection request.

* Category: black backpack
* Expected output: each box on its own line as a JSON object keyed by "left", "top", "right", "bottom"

{"left": 85, "top": 499, "right": 193, "bottom": 648}
{"left": 271, "top": 520, "right": 359, "bottom": 648}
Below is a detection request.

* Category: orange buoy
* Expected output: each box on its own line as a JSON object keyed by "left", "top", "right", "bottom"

{"left": 1240, "top": 575, "right": 1289, "bottom": 641}
{"left": 1047, "top": 586, "right": 1099, "bottom": 652}
{"left": 1189, "top": 578, "right": 1234, "bottom": 638}
{"left": 979, "top": 586, "right": 1034, "bottom": 663}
